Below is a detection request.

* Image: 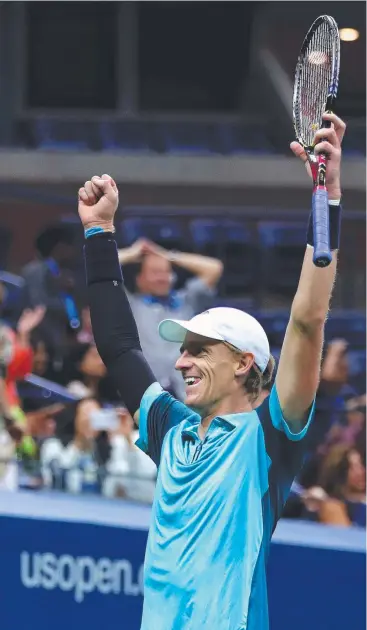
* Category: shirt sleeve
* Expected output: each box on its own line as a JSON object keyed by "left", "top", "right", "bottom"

{"left": 182, "top": 277, "right": 216, "bottom": 314}
{"left": 259, "top": 384, "right": 315, "bottom": 531}
{"left": 85, "top": 235, "right": 156, "bottom": 417}
{"left": 136, "top": 382, "right": 193, "bottom": 466}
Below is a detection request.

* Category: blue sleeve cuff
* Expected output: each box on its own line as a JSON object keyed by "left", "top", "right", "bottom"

{"left": 135, "top": 382, "right": 164, "bottom": 453}
{"left": 269, "top": 385, "right": 315, "bottom": 442}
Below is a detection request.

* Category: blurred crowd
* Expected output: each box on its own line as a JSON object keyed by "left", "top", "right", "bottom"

{"left": 0, "top": 223, "right": 365, "bottom": 528}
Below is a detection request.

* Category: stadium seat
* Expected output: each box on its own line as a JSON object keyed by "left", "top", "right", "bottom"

{"left": 119, "top": 217, "right": 187, "bottom": 252}
{"left": 190, "top": 219, "right": 258, "bottom": 297}
{"left": 217, "top": 121, "right": 276, "bottom": 155}
{"left": 255, "top": 311, "right": 289, "bottom": 347}
{"left": 324, "top": 312, "right": 366, "bottom": 347}
{"left": 0, "top": 227, "right": 11, "bottom": 270}
{"left": 162, "top": 122, "right": 217, "bottom": 155}
{"left": 258, "top": 222, "right": 306, "bottom": 298}
{"left": 31, "top": 118, "right": 94, "bottom": 151}
{"left": 0, "top": 271, "right": 24, "bottom": 324}
{"left": 100, "top": 121, "right": 155, "bottom": 153}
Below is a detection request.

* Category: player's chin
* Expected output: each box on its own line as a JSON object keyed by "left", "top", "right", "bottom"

{"left": 184, "top": 384, "right": 205, "bottom": 407}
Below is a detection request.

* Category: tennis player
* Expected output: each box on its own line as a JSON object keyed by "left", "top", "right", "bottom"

{"left": 78, "top": 112, "right": 345, "bottom": 630}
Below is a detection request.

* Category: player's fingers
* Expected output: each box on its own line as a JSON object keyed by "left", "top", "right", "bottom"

{"left": 91, "top": 180, "right": 102, "bottom": 199}
{"left": 91, "top": 175, "right": 107, "bottom": 191}
{"left": 322, "top": 113, "right": 347, "bottom": 143}
{"left": 84, "top": 180, "right": 98, "bottom": 202}
{"left": 92, "top": 175, "right": 117, "bottom": 202}
{"left": 78, "top": 187, "right": 89, "bottom": 204}
{"left": 290, "top": 141, "right": 308, "bottom": 163}
{"left": 314, "top": 141, "right": 340, "bottom": 157}
{"left": 313, "top": 126, "right": 338, "bottom": 148}
{"left": 102, "top": 173, "right": 118, "bottom": 191}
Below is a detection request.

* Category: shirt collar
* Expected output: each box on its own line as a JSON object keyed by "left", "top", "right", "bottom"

{"left": 218, "top": 413, "right": 253, "bottom": 428}
{"left": 181, "top": 410, "right": 256, "bottom": 441}
{"left": 181, "top": 413, "right": 243, "bottom": 442}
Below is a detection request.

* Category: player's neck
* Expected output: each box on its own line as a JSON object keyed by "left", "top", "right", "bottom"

{"left": 200, "top": 392, "right": 253, "bottom": 436}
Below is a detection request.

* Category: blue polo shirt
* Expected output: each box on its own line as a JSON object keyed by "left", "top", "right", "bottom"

{"left": 136, "top": 383, "right": 314, "bottom": 630}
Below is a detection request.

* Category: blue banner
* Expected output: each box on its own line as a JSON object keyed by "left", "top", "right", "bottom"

{"left": 0, "top": 492, "right": 365, "bottom": 630}
{"left": 1, "top": 516, "right": 146, "bottom": 630}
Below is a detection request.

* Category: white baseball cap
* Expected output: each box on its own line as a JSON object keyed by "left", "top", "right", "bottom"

{"left": 158, "top": 307, "right": 270, "bottom": 373}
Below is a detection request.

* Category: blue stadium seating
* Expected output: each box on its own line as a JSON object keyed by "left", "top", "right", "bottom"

{"left": 32, "top": 119, "right": 92, "bottom": 151}
{"left": 100, "top": 121, "right": 154, "bottom": 153}
{"left": 217, "top": 121, "right": 276, "bottom": 155}
{"left": 190, "top": 219, "right": 258, "bottom": 296}
{"left": 119, "top": 217, "right": 187, "bottom": 251}
{"left": 15, "top": 118, "right": 366, "bottom": 156}
{"left": 324, "top": 312, "right": 366, "bottom": 347}
{"left": 162, "top": 122, "right": 217, "bottom": 155}
{"left": 258, "top": 222, "right": 306, "bottom": 296}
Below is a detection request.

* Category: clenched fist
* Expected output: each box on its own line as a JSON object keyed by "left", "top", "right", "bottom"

{"left": 78, "top": 174, "right": 119, "bottom": 232}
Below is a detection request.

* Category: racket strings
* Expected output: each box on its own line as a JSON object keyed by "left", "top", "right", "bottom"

{"left": 296, "top": 22, "right": 334, "bottom": 147}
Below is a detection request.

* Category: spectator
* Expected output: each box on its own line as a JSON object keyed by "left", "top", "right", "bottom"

{"left": 0, "top": 325, "right": 19, "bottom": 490}
{"left": 76, "top": 306, "right": 94, "bottom": 344}
{"left": 41, "top": 399, "right": 156, "bottom": 500}
{"left": 0, "top": 306, "right": 46, "bottom": 470}
{"left": 29, "top": 330, "right": 51, "bottom": 377}
{"left": 118, "top": 239, "right": 223, "bottom": 399}
{"left": 0, "top": 428, "right": 17, "bottom": 491}
{"left": 21, "top": 224, "right": 80, "bottom": 377}
{"left": 316, "top": 445, "right": 366, "bottom": 527}
{"left": 103, "top": 407, "right": 156, "bottom": 503}
{"left": 5, "top": 306, "right": 46, "bottom": 412}
{"left": 294, "top": 339, "right": 359, "bottom": 490}
{"left": 324, "top": 394, "right": 366, "bottom": 450}
{"left": 40, "top": 397, "right": 101, "bottom": 493}
{"left": 313, "top": 339, "right": 356, "bottom": 437}
{"left": 65, "top": 342, "right": 107, "bottom": 399}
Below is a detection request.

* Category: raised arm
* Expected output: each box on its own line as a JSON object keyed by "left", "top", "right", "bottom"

{"left": 78, "top": 175, "right": 155, "bottom": 419}
{"left": 118, "top": 239, "right": 150, "bottom": 266}
{"left": 276, "top": 113, "right": 346, "bottom": 431}
{"left": 167, "top": 250, "right": 223, "bottom": 288}
{"left": 142, "top": 241, "right": 223, "bottom": 289}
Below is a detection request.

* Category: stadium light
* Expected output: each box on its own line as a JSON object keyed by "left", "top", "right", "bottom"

{"left": 339, "top": 28, "right": 360, "bottom": 42}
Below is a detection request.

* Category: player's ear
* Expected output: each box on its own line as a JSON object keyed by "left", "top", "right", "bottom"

{"left": 234, "top": 352, "right": 254, "bottom": 377}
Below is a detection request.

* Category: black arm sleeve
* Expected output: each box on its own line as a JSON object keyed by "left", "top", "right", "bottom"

{"left": 84, "top": 233, "right": 155, "bottom": 415}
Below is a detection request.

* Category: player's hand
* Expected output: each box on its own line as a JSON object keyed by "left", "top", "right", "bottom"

{"left": 290, "top": 112, "right": 346, "bottom": 201}
{"left": 78, "top": 174, "right": 119, "bottom": 232}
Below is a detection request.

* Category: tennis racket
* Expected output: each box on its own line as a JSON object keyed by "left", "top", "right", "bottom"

{"left": 293, "top": 15, "right": 340, "bottom": 267}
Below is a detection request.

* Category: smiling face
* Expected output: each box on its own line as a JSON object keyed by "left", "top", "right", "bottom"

{"left": 175, "top": 332, "right": 254, "bottom": 415}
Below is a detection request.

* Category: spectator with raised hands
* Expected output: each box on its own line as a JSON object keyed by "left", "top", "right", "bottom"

{"left": 117, "top": 238, "right": 223, "bottom": 399}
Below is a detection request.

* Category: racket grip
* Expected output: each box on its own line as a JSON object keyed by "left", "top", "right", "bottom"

{"left": 312, "top": 188, "right": 332, "bottom": 267}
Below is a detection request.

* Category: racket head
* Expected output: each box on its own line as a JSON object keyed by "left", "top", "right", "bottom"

{"left": 293, "top": 15, "right": 340, "bottom": 151}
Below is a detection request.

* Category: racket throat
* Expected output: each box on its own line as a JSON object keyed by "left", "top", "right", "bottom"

{"left": 316, "top": 153, "right": 327, "bottom": 189}
{"left": 307, "top": 152, "right": 319, "bottom": 186}
{"left": 309, "top": 152, "right": 327, "bottom": 190}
